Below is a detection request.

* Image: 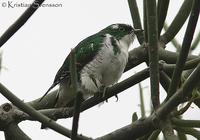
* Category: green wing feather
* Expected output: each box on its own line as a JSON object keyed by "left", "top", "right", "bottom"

{"left": 39, "top": 33, "right": 106, "bottom": 101}
{"left": 57, "top": 33, "right": 105, "bottom": 79}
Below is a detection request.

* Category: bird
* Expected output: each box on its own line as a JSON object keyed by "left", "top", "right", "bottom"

{"left": 39, "top": 23, "right": 143, "bottom": 107}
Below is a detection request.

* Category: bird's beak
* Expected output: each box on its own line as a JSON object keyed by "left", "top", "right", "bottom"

{"left": 133, "top": 28, "right": 144, "bottom": 34}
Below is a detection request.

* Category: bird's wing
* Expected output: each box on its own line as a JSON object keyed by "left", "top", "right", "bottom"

{"left": 39, "top": 33, "right": 106, "bottom": 101}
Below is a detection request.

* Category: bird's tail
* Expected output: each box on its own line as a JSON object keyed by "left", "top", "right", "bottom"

{"left": 39, "top": 83, "right": 57, "bottom": 102}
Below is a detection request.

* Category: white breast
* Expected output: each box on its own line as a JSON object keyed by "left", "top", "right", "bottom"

{"left": 80, "top": 34, "right": 130, "bottom": 98}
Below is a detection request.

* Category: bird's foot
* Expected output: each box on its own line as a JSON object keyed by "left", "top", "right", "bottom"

{"left": 100, "top": 86, "right": 119, "bottom": 102}
{"left": 115, "top": 95, "right": 118, "bottom": 102}
{"left": 94, "top": 86, "right": 108, "bottom": 102}
{"left": 101, "top": 86, "right": 107, "bottom": 98}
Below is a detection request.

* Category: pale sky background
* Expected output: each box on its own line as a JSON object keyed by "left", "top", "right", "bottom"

{"left": 0, "top": 0, "right": 199, "bottom": 139}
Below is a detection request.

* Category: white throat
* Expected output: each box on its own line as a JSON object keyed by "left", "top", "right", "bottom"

{"left": 119, "top": 34, "right": 135, "bottom": 49}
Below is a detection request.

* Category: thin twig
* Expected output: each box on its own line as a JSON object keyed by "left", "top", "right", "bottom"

{"left": 161, "top": 0, "right": 194, "bottom": 44}
{"left": 139, "top": 83, "right": 146, "bottom": 117}
{"left": 157, "top": 0, "right": 170, "bottom": 35}
{"left": 163, "top": 23, "right": 181, "bottom": 51}
{"left": 0, "top": 0, "right": 45, "bottom": 48}
{"left": 191, "top": 31, "right": 200, "bottom": 51}
{"left": 163, "top": 57, "right": 200, "bottom": 72}
{"left": 173, "top": 97, "right": 195, "bottom": 116}
{"left": 128, "top": 0, "right": 144, "bottom": 44}
{"left": 146, "top": 0, "right": 160, "bottom": 109}
{"left": 159, "top": 71, "right": 171, "bottom": 92}
{"left": 143, "top": 0, "right": 148, "bottom": 42}
{"left": 70, "top": 49, "right": 82, "bottom": 140}
{"left": 167, "top": 0, "right": 200, "bottom": 99}
{"left": 158, "top": 47, "right": 197, "bottom": 64}
{"left": 71, "top": 98, "right": 83, "bottom": 138}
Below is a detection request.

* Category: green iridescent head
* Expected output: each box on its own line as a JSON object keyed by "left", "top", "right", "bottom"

{"left": 99, "top": 23, "right": 136, "bottom": 40}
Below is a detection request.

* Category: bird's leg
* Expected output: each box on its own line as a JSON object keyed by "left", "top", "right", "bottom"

{"left": 99, "top": 86, "right": 119, "bottom": 102}
{"left": 90, "top": 75, "right": 104, "bottom": 99}
{"left": 99, "top": 86, "right": 109, "bottom": 102}
{"left": 89, "top": 75, "right": 109, "bottom": 102}
{"left": 101, "top": 85, "right": 106, "bottom": 97}
{"left": 93, "top": 85, "right": 107, "bottom": 101}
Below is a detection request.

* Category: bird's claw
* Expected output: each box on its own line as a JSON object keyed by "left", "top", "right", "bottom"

{"left": 115, "top": 95, "right": 118, "bottom": 102}
{"left": 95, "top": 86, "right": 119, "bottom": 103}
{"left": 95, "top": 86, "right": 108, "bottom": 102}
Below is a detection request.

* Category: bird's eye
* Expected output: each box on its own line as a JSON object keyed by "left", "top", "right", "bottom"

{"left": 119, "top": 27, "right": 125, "bottom": 31}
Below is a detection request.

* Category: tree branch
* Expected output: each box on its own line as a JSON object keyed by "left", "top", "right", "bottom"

{"left": 18, "top": 68, "right": 150, "bottom": 122}
{"left": 139, "top": 83, "right": 146, "bottom": 117}
{"left": 158, "top": 47, "right": 197, "bottom": 64}
{"left": 148, "top": 130, "right": 160, "bottom": 140}
{"left": 163, "top": 23, "right": 181, "bottom": 51}
{"left": 95, "top": 117, "right": 156, "bottom": 140}
{"left": 171, "top": 118, "right": 200, "bottom": 128}
{"left": 4, "top": 123, "right": 31, "bottom": 140}
{"left": 1, "top": 56, "right": 199, "bottom": 140}
{"left": 146, "top": 0, "right": 160, "bottom": 109}
{"left": 160, "top": 119, "right": 178, "bottom": 140}
{"left": 23, "top": 49, "right": 199, "bottom": 117}
{"left": 24, "top": 50, "right": 199, "bottom": 115}
{"left": 175, "top": 127, "right": 200, "bottom": 139}
{"left": 70, "top": 49, "right": 82, "bottom": 140}
{"left": 125, "top": 46, "right": 148, "bottom": 71}
{"left": 143, "top": 0, "right": 148, "bottom": 42}
{"left": 191, "top": 31, "right": 200, "bottom": 51}
{"left": 0, "top": 45, "right": 198, "bottom": 139}
{"left": 94, "top": 63, "right": 200, "bottom": 140}
{"left": 157, "top": 63, "right": 200, "bottom": 119}
{"left": 160, "top": 0, "right": 194, "bottom": 44}
{"left": 177, "top": 132, "right": 187, "bottom": 140}
{"left": 0, "top": 83, "right": 90, "bottom": 140}
{"left": 128, "top": 0, "right": 144, "bottom": 44}
{"left": 0, "top": 103, "right": 31, "bottom": 140}
{"left": 12, "top": 58, "right": 199, "bottom": 122}
{"left": 167, "top": 0, "right": 200, "bottom": 98}
{"left": 159, "top": 71, "right": 171, "bottom": 92}
{"left": 0, "top": 0, "right": 45, "bottom": 48}
{"left": 157, "top": 0, "right": 170, "bottom": 35}
{"left": 163, "top": 57, "right": 200, "bottom": 72}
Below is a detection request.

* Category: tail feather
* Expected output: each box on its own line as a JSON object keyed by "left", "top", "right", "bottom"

{"left": 39, "top": 83, "right": 57, "bottom": 102}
